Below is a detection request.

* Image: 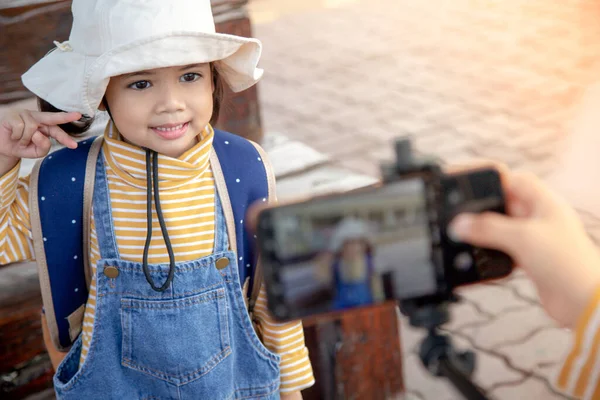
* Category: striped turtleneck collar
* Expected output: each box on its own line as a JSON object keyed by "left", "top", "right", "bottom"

{"left": 102, "top": 120, "right": 214, "bottom": 190}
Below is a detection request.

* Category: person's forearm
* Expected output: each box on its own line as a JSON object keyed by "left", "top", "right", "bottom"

{"left": 0, "top": 154, "right": 19, "bottom": 177}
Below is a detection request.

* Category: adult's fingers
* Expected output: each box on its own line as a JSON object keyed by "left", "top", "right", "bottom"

{"left": 448, "top": 211, "right": 530, "bottom": 257}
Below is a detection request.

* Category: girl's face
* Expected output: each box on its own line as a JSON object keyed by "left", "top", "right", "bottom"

{"left": 104, "top": 63, "right": 214, "bottom": 158}
{"left": 341, "top": 239, "right": 368, "bottom": 259}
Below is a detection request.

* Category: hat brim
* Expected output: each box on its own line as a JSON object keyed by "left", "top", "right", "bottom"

{"left": 22, "top": 32, "right": 263, "bottom": 116}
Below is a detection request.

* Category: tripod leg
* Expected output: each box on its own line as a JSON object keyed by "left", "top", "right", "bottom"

{"left": 438, "top": 356, "right": 488, "bottom": 400}
{"left": 419, "top": 332, "right": 489, "bottom": 400}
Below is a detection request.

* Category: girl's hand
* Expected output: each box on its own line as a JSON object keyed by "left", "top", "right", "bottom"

{"left": 449, "top": 170, "right": 600, "bottom": 329}
{"left": 0, "top": 110, "right": 81, "bottom": 159}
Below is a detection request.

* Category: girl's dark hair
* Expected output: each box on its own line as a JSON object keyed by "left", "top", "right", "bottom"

{"left": 210, "top": 63, "right": 224, "bottom": 126}
{"left": 37, "top": 97, "right": 94, "bottom": 136}
{"left": 37, "top": 62, "right": 225, "bottom": 136}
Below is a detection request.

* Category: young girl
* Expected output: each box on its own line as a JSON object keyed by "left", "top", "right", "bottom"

{"left": 328, "top": 218, "right": 384, "bottom": 309}
{"left": 0, "top": 0, "right": 313, "bottom": 398}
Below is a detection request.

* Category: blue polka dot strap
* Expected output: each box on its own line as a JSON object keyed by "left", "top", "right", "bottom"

{"left": 29, "top": 136, "right": 103, "bottom": 351}
{"left": 211, "top": 130, "right": 274, "bottom": 310}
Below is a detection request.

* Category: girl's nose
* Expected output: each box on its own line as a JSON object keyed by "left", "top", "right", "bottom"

{"left": 155, "top": 83, "right": 185, "bottom": 114}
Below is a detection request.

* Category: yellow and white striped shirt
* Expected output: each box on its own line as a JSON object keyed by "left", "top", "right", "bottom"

{"left": 556, "top": 285, "right": 600, "bottom": 400}
{"left": 0, "top": 124, "right": 314, "bottom": 393}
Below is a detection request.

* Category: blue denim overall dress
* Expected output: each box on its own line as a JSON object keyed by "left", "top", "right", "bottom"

{"left": 52, "top": 153, "right": 281, "bottom": 399}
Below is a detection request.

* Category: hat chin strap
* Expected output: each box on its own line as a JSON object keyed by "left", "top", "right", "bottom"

{"left": 142, "top": 149, "right": 177, "bottom": 292}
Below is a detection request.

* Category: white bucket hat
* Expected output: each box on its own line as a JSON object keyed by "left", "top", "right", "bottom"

{"left": 21, "top": 0, "right": 263, "bottom": 117}
{"left": 329, "top": 217, "right": 374, "bottom": 253}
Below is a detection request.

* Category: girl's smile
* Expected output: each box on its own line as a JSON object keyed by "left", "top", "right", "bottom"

{"left": 151, "top": 121, "right": 190, "bottom": 140}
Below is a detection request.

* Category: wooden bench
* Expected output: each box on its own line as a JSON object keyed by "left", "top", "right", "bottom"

{"left": 301, "top": 302, "right": 405, "bottom": 400}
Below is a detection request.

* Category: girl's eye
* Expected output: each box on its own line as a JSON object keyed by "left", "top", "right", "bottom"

{"left": 181, "top": 73, "right": 201, "bottom": 82}
{"left": 128, "top": 80, "right": 151, "bottom": 90}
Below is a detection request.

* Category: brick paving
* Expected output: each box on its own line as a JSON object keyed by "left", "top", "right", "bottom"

{"left": 251, "top": 0, "right": 600, "bottom": 398}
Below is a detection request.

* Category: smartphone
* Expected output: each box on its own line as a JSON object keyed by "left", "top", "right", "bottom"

{"left": 256, "top": 168, "right": 514, "bottom": 321}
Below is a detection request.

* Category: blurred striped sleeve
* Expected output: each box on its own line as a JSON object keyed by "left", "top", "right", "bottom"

{"left": 0, "top": 162, "right": 34, "bottom": 264}
{"left": 555, "top": 286, "right": 600, "bottom": 399}
{"left": 253, "top": 286, "right": 315, "bottom": 393}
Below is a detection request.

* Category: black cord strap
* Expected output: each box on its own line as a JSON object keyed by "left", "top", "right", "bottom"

{"left": 142, "top": 149, "right": 176, "bottom": 292}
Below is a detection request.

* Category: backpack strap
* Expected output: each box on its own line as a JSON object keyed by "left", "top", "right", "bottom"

{"left": 29, "top": 136, "right": 103, "bottom": 351}
{"left": 210, "top": 130, "right": 276, "bottom": 312}
{"left": 247, "top": 142, "right": 276, "bottom": 311}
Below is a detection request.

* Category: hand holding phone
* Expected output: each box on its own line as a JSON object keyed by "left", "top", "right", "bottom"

{"left": 450, "top": 170, "right": 600, "bottom": 329}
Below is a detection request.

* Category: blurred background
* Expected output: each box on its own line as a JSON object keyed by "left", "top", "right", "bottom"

{"left": 4, "top": 0, "right": 600, "bottom": 398}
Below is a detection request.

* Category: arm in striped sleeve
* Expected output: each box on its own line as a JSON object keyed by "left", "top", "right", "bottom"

{"left": 253, "top": 285, "right": 315, "bottom": 394}
{"left": 555, "top": 285, "right": 600, "bottom": 399}
{"left": 0, "top": 161, "right": 35, "bottom": 265}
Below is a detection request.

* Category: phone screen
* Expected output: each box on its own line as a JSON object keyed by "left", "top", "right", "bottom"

{"left": 264, "top": 178, "right": 439, "bottom": 318}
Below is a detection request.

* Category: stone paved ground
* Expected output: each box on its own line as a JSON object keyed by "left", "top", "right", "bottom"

{"left": 249, "top": 0, "right": 600, "bottom": 398}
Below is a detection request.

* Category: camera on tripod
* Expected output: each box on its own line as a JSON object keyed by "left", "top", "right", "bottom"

{"left": 255, "top": 137, "right": 515, "bottom": 400}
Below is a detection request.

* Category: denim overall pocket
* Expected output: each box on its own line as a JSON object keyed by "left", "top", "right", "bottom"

{"left": 120, "top": 286, "right": 231, "bottom": 385}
